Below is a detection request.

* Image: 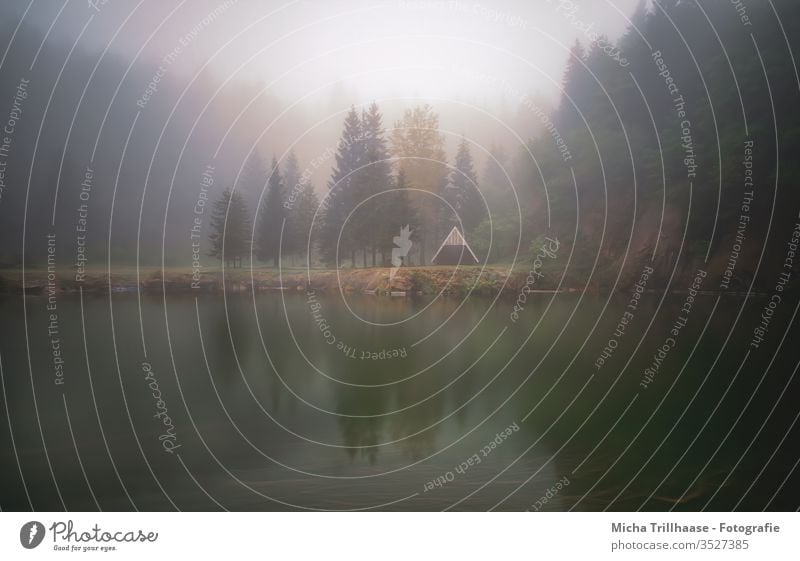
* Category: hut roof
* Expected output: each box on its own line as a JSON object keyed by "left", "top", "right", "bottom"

{"left": 431, "top": 226, "right": 479, "bottom": 264}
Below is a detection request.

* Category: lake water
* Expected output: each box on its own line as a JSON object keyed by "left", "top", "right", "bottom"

{"left": 1, "top": 289, "right": 798, "bottom": 511}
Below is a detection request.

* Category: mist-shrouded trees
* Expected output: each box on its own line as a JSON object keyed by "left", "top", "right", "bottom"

{"left": 481, "top": 142, "right": 514, "bottom": 219}
{"left": 444, "top": 137, "right": 483, "bottom": 234}
{"left": 208, "top": 187, "right": 251, "bottom": 268}
{"left": 257, "top": 157, "right": 286, "bottom": 266}
{"left": 391, "top": 104, "right": 449, "bottom": 264}
{"left": 319, "top": 103, "right": 396, "bottom": 268}
{"left": 559, "top": 39, "right": 592, "bottom": 131}
{"left": 357, "top": 102, "right": 394, "bottom": 267}
{"left": 496, "top": 0, "right": 800, "bottom": 288}
{"left": 377, "top": 170, "right": 419, "bottom": 265}
{"left": 238, "top": 151, "right": 269, "bottom": 217}
{"left": 283, "top": 151, "right": 320, "bottom": 265}
{"left": 319, "top": 107, "right": 364, "bottom": 267}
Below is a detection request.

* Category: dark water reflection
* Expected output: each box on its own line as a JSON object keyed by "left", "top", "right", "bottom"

{"left": 1, "top": 289, "right": 798, "bottom": 511}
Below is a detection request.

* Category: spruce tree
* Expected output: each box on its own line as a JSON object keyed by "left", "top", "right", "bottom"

{"left": 559, "top": 40, "right": 590, "bottom": 130}
{"left": 390, "top": 104, "right": 448, "bottom": 264}
{"left": 283, "top": 151, "right": 319, "bottom": 257}
{"left": 446, "top": 137, "right": 483, "bottom": 233}
{"left": 481, "top": 142, "right": 513, "bottom": 219}
{"left": 208, "top": 187, "right": 252, "bottom": 268}
{"left": 358, "top": 102, "right": 393, "bottom": 266}
{"left": 378, "top": 170, "right": 419, "bottom": 266}
{"left": 279, "top": 150, "right": 322, "bottom": 266}
{"left": 287, "top": 181, "right": 319, "bottom": 266}
{"left": 320, "top": 107, "right": 364, "bottom": 267}
{"left": 238, "top": 151, "right": 269, "bottom": 217}
{"left": 282, "top": 150, "right": 302, "bottom": 201}
{"left": 257, "top": 157, "right": 286, "bottom": 266}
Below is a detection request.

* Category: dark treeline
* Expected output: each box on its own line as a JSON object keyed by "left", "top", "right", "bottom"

{"left": 211, "top": 0, "right": 800, "bottom": 287}
{"left": 205, "top": 102, "right": 484, "bottom": 269}
{"left": 0, "top": 4, "right": 327, "bottom": 269}
{"left": 3, "top": 0, "right": 800, "bottom": 291}
{"left": 509, "top": 0, "right": 800, "bottom": 290}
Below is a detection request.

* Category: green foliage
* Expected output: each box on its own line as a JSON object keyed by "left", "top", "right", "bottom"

{"left": 470, "top": 216, "right": 523, "bottom": 264}
{"left": 257, "top": 158, "right": 286, "bottom": 266}
{"left": 391, "top": 104, "right": 449, "bottom": 262}
{"left": 444, "top": 137, "right": 483, "bottom": 232}
{"left": 319, "top": 107, "right": 364, "bottom": 266}
{"left": 208, "top": 187, "right": 252, "bottom": 268}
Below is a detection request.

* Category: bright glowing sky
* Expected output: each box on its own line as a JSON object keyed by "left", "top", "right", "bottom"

{"left": 29, "top": 0, "right": 644, "bottom": 106}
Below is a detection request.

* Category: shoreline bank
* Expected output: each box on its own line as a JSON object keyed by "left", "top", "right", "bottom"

{"left": 0, "top": 266, "right": 774, "bottom": 298}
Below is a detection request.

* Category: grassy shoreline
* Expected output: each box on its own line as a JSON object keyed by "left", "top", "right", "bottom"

{"left": 0, "top": 264, "right": 768, "bottom": 298}
{"left": 0, "top": 264, "right": 571, "bottom": 297}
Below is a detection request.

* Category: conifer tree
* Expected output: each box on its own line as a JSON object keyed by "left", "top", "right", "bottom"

{"left": 559, "top": 40, "right": 591, "bottom": 130}
{"left": 257, "top": 157, "right": 286, "bottom": 266}
{"left": 391, "top": 104, "right": 448, "bottom": 264}
{"left": 481, "top": 142, "right": 513, "bottom": 218}
{"left": 445, "top": 137, "right": 483, "bottom": 233}
{"left": 378, "top": 170, "right": 419, "bottom": 265}
{"left": 208, "top": 187, "right": 251, "bottom": 268}
{"left": 238, "top": 152, "right": 269, "bottom": 216}
{"left": 357, "top": 102, "right": 393, "bottom": 266}
{"left": 320, "top": 107, "right": 364, "bottom": 267}
{"left": 285, "top": 151, "right": 320, "bottom": 267}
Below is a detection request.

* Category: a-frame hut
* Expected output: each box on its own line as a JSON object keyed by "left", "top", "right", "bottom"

{"left": 431, "top": 226, "right": 479, "bottom": 265}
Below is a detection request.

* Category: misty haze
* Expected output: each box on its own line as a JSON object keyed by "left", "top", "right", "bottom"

{"left": 0, "top": 0, "right": 799, "bottom": 519}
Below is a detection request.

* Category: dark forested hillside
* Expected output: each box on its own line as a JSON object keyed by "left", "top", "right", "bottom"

{"left": 2, "top": 0, "right": 799, "bottom": 294}
{"left": 498, "top": 0, "right": 800, "bottom": 291}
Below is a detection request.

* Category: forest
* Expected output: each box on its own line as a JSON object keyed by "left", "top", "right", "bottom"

{"left": 1, "top": 0, "right": 799, "bottom": 292}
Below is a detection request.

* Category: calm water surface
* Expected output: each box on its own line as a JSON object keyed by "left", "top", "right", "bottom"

{"left": 1, "top": 290, "right": 797, "bottom": 511}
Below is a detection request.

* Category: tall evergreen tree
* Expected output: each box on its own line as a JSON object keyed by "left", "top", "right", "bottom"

{"left": 378, "top": 170, "right": 419, "bottom": 266}
{"left": 281, "top": 150, "right": 308, "bottom": 262}
{"left": 208, "top": 187, "right": 251, "bottom": 268}
{"left": 283, "top": 151, "right": 320, "bottom": 265}
{"left": 238, "top": 151, "right": 269, "bottom": 217}
{"left": 445, "top": 137, "right": 483, "bottom": 233}
{"left": 481, "top": 142, "right": 513, "bottom": 218}
{"left": 320, "top": 107, "right": 364, "bottom": 267}
{"left": 282, "top": 150, "right": 302, "bottom": 200}
{"left": 288, "top": 182, "right": 319, "bottom": 265}
{"left": 257, "top": 157, "right": 286, "bottom": 266}
{"left": 357, "top": 102, "right": 393, "bottom": 266}
{"left": 559, "top": 40, "right": 591, "bottom": 129}
{"left": 391, "top": 104, "right": 448, "bottom": 264}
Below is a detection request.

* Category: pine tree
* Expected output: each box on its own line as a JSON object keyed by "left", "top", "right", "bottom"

{"left": 390, "top": 104, "right": 448, "bottom": 264}
{"left": 208, "top": 187, "right": 252, "bottom": 268}
{"left": 559, "top": 40, "right": 590, "bottom": 130}
{"left": 378, "top": 170, "right": 419, "bottom": 266}
{"left": 482, "top": 142, "right": 513, "bottom": 218}
{"left": 282, "top": 150, "right": 321, "bottom": 266}
{"left": 358, "top": 102, "right": 393, "bottom": 267}
{"left": 283, "top": 151, "right": 318, "bottom": 257}
{"left": 297, "top": 183, "right": 321, "bottom": 264}
{"left": 320, "top": 107, "right": 364, "bottom": 267}
{"left": 238, "top": 152, "right": 269, "bottom": 216}
{"left": 445, "top": 137, "right": 483, "bottom": 233}
{"left": 257, "top": 157, "right": 286, "bottom": 266}
{"left": 282, "top": 150, "right": 302, "bottom": 200}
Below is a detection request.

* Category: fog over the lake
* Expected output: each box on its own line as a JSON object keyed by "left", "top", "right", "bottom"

{"left": 4, "top": 0, "right": 800, "bottom": 522}
{"left": 0, "top": 0, "right": 645, "bottom": 265}
{"left": 4, "top": 0, "right": 643, "bottom": 158}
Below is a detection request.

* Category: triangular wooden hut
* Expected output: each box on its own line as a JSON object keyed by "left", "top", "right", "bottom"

{"left": 431, "top": 226, "right": 479, "bottom": 265}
